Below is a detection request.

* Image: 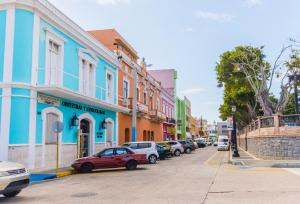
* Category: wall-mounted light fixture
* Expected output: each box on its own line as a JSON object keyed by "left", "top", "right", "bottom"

{"left": 70, "top": 114, "right": 79, "bottom": 128}
{"left": 101, "top": 119, "right": 107, "bottom": 130}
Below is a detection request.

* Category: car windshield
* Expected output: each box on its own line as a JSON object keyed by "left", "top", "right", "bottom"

{"left": 219, "top": 139, "right": 228, "bottom": 142}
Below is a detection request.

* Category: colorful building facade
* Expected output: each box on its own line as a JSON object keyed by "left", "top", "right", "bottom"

{"left": 176, "top": 98, "right": 186, "bottom": 139}
{"left": 0, "top": 0, "right": 128, "bottom": 170}
{"left": 89, "top": 29, "right": 137, "bottom": 145}
{"left": 90, "top": 29, "right": 165, "bottom": 143}
{"left": 149, "top": 69, "right": 177, "bottom": 141}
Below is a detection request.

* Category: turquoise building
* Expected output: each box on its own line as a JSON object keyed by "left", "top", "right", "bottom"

{"left": 0, "top": 0, "right": 128, "bottom": 170}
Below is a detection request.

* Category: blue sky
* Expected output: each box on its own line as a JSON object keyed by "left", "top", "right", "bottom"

{"left": 49, "top": 0, "right": 300, "bottom": 123}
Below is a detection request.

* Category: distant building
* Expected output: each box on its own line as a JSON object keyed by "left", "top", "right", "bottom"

{"left": 217, "top": 122, "right": 230, "bottom": 136}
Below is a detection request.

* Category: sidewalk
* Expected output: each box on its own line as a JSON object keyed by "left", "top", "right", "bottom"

{"left": 230, "top": 148, "right": 300, "bottom": 168}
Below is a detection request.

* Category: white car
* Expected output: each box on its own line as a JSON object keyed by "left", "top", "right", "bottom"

{"left": 217, "top": 135, "right": 230, "bottom": 151}
{"left": 0, "top": 161, "right": 30, "bottom": 197}
{"left": 167, "top": 141, "right": 185, "bottom": 156}
{"left": 122, "top": 141, "right": 159, "bottom": 164}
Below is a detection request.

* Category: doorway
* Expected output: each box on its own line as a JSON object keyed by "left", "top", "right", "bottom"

{"left": 79, "top": 119, "right": 90, "bottom": 157}
{"left": 106, "top": 119, "right": 114, "bottom": 147}
{"left": 125, "top": 128, "right": 130, "bottom": 142}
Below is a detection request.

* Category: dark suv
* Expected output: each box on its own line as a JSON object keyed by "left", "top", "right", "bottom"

{"left": 178, "top": 140, "right": 196, "bottom": 154}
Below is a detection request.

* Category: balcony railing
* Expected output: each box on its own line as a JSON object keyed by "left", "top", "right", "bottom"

{"left": 166, "top": 117, "right": 176, "bottom": 124}
{"left": 149, "top": 110, "right": 166, "bottom": 122}
{"left": 280, "top": 114, "right": 300, "bottom": 126}
{"left": 238, "top": 114, "right": 300, "bottom": 138}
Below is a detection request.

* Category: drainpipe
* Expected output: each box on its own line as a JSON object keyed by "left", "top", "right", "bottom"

{"left": 132, "top": 65, "right": 137, "bottom": 142}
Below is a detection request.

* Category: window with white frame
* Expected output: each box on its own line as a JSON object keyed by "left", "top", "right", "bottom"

{"left": 79, "top": 57, "right": 96, "bottom": 97}
{"left": 45, "top": 28, "right": 65, "bottom": 87}
{"left": 143, "top": 92, "right": 147, "bottom": 104}
{"left": 156, "top": 98, "right": 160, "bottom": 111}
{"left": 106, "top": 71, "right": 114, "bottom": 102}
{"left": 45, "top": 112, "right": 59, "bottom": 144}
{"left": 137, "top": 88, "right": 140, "bottom": 102}
{"left": 150, "top": 96, "right": 153, "bottom": 111}
{"left": 123, "top": 79, "right": 129, "bottom": 99}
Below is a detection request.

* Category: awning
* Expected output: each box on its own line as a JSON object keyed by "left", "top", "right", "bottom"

{"left": 36, "top": 86, "right": 130, "bottom": 114}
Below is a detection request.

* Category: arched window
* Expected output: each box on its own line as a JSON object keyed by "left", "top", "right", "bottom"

{"left": 143, "top": 130, "right": 147, "bottom": 141}
{"left": 45, "top": 112, "right": 59, "bottom": 144}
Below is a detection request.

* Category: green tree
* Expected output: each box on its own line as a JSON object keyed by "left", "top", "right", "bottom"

{"left": 216, "top": 46, "right": 263, "bottom": 127}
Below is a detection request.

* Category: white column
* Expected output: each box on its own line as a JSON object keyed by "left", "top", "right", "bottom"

{"left": 27, "top": 13, "right": 40, "bottom": 169}
{"left": 0, "top": 7, "right": 15, "bottom": 161}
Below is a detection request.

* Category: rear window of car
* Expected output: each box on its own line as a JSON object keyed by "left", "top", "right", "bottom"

{"left": 168, "top": 142, "right": 176, "bottom": 145}
{"left": 138, "top": 143, "right": 151, "bottom": 149}
{"left": 179, "top": 141, "right": 186, "bottom": 144}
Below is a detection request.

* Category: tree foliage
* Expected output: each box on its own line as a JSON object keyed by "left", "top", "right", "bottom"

{"left": 216, "top": 46, "right": 262, "bottom": 127}
{"left": 216, "top": 44, "right": 299, "bottom": 127}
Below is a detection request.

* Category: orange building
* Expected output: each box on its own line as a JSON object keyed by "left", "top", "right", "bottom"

{"left": 89, "top": 29, "right": 164, "bottom": 144}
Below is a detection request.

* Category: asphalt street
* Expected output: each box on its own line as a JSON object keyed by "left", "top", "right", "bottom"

{"left": 1, "top": 147, "right": 300, "bottom": 204}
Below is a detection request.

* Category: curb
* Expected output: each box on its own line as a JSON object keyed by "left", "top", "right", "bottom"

{"left": 56, "top": 170, "right": 74, "bottom": 178}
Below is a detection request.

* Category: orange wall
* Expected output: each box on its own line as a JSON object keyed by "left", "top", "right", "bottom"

{"left": 118, "top": 113, "right": 163, "bottom": 144}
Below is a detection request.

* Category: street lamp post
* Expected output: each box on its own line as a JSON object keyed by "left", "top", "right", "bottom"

{"left": 231, "top": 105, "right": 240, "bottom": 157}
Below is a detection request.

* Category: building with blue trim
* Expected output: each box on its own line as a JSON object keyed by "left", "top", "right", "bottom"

{"left": 0, "top": 0, "right": 129, "bottom": 170}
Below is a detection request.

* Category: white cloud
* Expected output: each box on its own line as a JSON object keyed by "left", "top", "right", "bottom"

{"left": 245, "top": 0, "right": 262, "bottom": 7}
{"left": 180, "top": 87, "right": 206, "bottom": 95}
{"left": 195, "top": 10, "right": 234, "bottom": 23}
{"left": 95, "top": 0, "right": 130, "bottom": 6}
{"left": 184, "top": 27, "right": 195, "bottom": 32}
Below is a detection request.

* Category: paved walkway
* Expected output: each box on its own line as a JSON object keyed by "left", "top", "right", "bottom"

{"left": 1, "top": 147, "right": 300, "bottom": 203}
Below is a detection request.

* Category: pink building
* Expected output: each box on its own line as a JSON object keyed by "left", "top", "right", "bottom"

{"left": 149, "top": 69, "right": 177, "bottom": 140}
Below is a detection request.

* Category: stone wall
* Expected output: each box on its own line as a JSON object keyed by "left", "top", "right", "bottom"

{"left": 239, "top": 136, "right": 300, "bottom": 160}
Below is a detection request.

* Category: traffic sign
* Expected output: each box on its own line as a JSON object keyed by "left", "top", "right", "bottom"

{"left": 52, "top": 121, "right": 64, "bottom": 133}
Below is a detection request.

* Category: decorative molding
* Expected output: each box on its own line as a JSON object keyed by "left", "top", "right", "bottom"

{"left": 0, "top": 0, "right": 120, "bottom": 68}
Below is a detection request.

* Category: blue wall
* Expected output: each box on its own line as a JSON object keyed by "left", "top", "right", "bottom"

{"left": 38, "top": 18, "right": 117, "bottom": 101}
{"left": 38, "top": 19, "right": 82, "bottom": 91}
{"left": 0, "top": 10, "right": 6, "bottom": 82}
{"left": 36, "top": 94, "right": 116, "bottom": 145}
{"left": 9, "top": 88, "right": 31, "bottom": 144}
{"left": 12, "top": 9, "right": 33, "bottom": 83}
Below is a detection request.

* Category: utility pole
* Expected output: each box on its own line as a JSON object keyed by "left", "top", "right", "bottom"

{"left": 132, "top": 65, "right": 137, "bottom": 142}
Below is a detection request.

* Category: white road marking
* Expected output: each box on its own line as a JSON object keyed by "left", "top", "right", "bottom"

{"left": 284, "top": 168, "right": 300, "bottom": 176}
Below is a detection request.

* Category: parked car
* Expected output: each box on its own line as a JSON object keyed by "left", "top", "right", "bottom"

{"left": 157, "top": 141, "right": 173, "bottom": 156}
{"left": 196, "top": 138, "right": 206, "bottom": 148}
{"left": 178, "top": 140, "right": 196, "bottom": 154}
{"left": 72, "top": 147, "right": 148, "bottom": 173}
{"left": 213, "top": 141, "right": 218, "bottom": 146}
{"left": 0, "top": 161, "right": 30, "bottom": 197}
{"left": 187, "top": 139, "right": 198, "bottom": 150}
{"left": 156, "top": 145, "right": 172, "bottom": 160}
{"left": 122, "top": 141, "right": 159, "bottom": 164}
{"left": 167, "top": 141, "right": 184, "bottom": 156}
{"left": 206, "top": 140, "right": 212, "bottom": 146}
{"left": 217, "top": 135, "right": 230, "bottom": 151}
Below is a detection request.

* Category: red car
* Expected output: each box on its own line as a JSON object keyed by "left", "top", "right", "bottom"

{"left": 72, "top": 147, "right": 148, "bottom": 173}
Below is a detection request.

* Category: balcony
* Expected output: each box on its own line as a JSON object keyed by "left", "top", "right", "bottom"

{"left": 137, "top": 103, "right": 149, "bottom": 114}
{"left": 166, "top": 117, "right": 176, "bottom": 124}
{"left": 36, "top": 85, "right": 129, "bottom": 113}
{"left": 149, "top": 110, "right": 166, "bottom": 122}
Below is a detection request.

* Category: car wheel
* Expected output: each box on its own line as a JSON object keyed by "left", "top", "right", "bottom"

{"left": 148, "top": 154, "right": 157, "bottom": 164}
{"left": 80, "top": 163, "right": 93, "bottom": 173}
{"left": 126, "top": 160, "right": 137, "bottom": 170}
{"left": 185, "top": 148, "right": 191, "bottom": 154}
{"left": 3, "top": 190, "right": 21, "bottom": 197}
{"left": 174, "top": 150, "right": 181, "bottom": 156}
